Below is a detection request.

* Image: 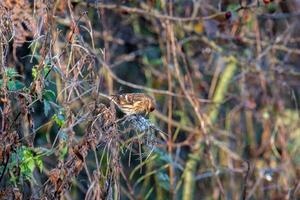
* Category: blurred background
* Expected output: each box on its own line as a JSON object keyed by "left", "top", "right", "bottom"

{"left": 0, "top": 0, "right": 300, "bottom": 199}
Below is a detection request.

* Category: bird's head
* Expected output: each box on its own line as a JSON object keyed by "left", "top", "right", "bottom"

{"left": 146, "top": 96, "right": 156, "bottom": 115}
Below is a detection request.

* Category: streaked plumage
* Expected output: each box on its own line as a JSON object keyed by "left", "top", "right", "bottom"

{"left": 109, "top": 93, "right": 156, "bottom": 115}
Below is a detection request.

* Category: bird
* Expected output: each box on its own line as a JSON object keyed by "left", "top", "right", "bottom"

{"left": 109, "top": 93, "right": 156, "bottom": 116}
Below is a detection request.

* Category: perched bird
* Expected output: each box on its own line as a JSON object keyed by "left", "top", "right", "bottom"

{"left": 109, "top": 93, "right": 156, "bottom": 116}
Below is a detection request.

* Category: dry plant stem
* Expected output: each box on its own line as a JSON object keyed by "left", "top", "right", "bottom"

{"left": 166, "top": 20, "right": 216, "bottom": 199}
{"left": 90, "top": 3, "right": 232, "bottom": 22}
{"left": 167, "top": 42, "right": 175, "bottom": 199}
{"left": 167, "top": 21, "right": 225, "bottom": 198}
{"left": 165, "top": 2, "right": 175, "bottom": 199}
{"left": 208, "top": 61, "right": 222, "bottom": 99}
{"left": 97, "top": 53, "right": 211, "bottom": 102}
{"left": 120, "top": 168, "right": 135, "bottom": 200}
{"left": 241, "top": 161, "right": 251, "bottom": 200}
{"left": 182, "top": 57, "right": 237, "bottom": 200}
{"left": 208, "top": 57, "right": 237, "bottom": 122}
{"left": 246, "top": 176, "right": 263, "bottom": 200}
{"left": 180, "top": 33, "right": 300, "bottom": 56}
{"left": 99, "top": 6, "right": 113, "bottom": 95}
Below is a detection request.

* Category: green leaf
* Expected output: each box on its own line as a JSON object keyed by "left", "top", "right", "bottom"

{"left": 44, "top": 64, "right": 51, "bottom": 76}
{"left": 5, "top": 68, "right": 18, "bottom": 78}
{"left": 267, "top": 2, "right": 277, "bottom": 13}
{"left": 43, "top": 100, "right": 51, "bottom": 116}
{"left": 35, "top": 158, "right": 43, "bottom": 172}
{"left": 26, "top": 158, "right": 35, "bottom": 173}
{"left": 20, "top": 147, "right": 35, "bottom": 174}
{"left": 32, "top": 67, "right": 38, "bottom": 80}
{"left": 15, "top": 80, "right": 25, "bottom": 90}
{"left": 21, "top": 146, "right": 44, "bottom": 173}
{"left": 7, "top": 80, "right": 16, "bottom": 90}
{"left": 32, "top": 64, "right": 52, "bottom": 80}
{"left": 6, "top": 80, "right": 25, "bottom": 91}
{"left": 43, "top": 89, "right": 56, "bottom": 101}
{"left": 52, "top": 113, "right": 65, "bottom": 127}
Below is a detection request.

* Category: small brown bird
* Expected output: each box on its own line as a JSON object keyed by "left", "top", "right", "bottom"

{"left": 109, "top": 93, "right": 156, "bottom": 116}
